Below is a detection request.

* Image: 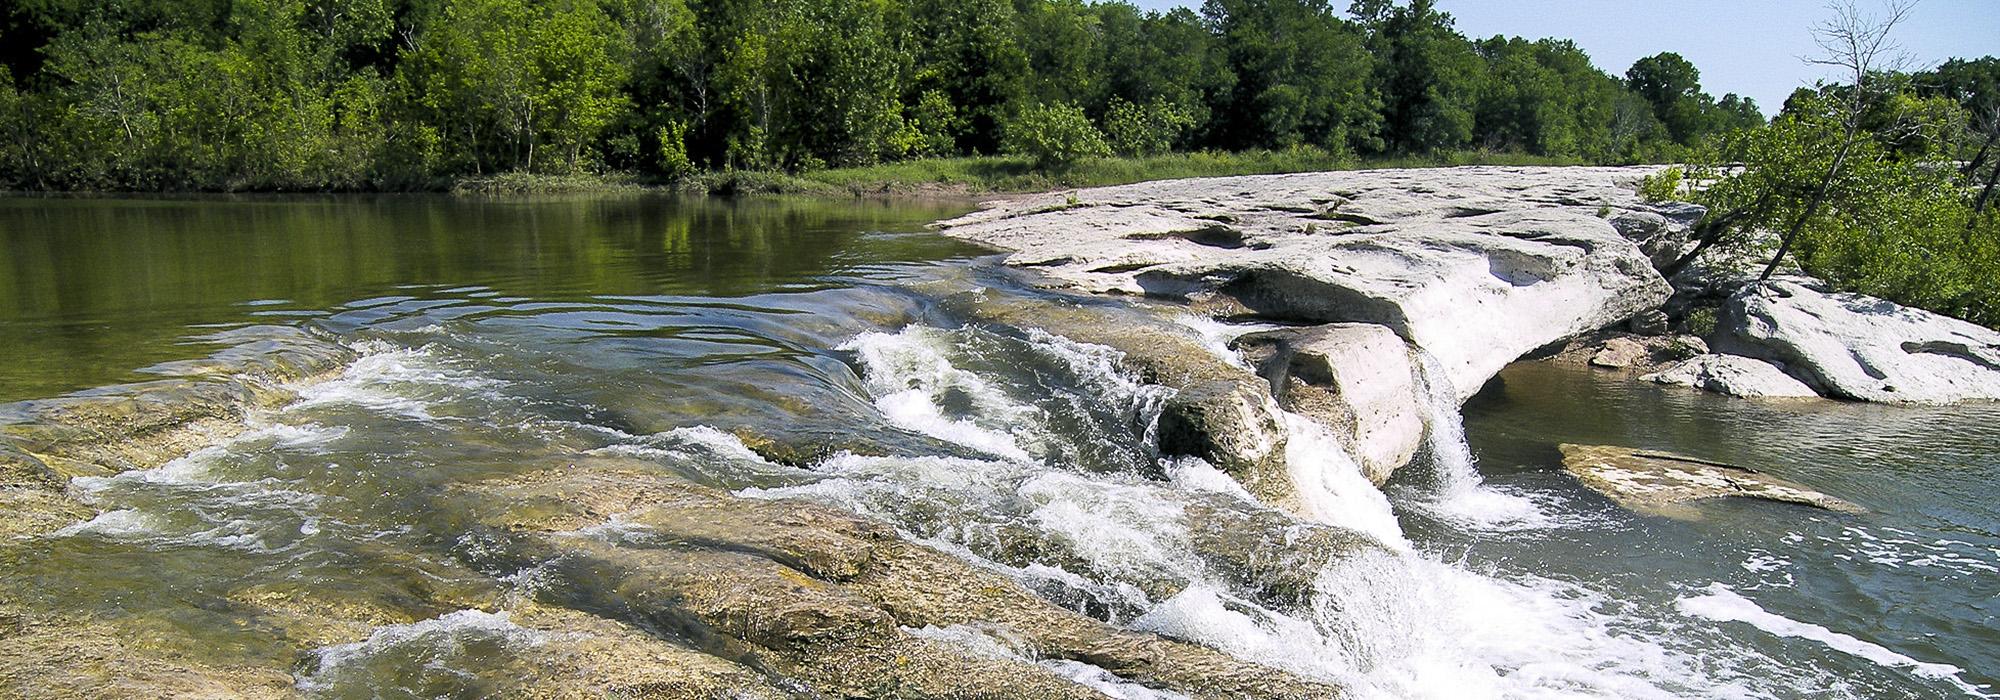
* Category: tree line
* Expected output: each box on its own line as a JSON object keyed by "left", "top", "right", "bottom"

{"left": 0, "top": 0, "right": 1769, "bottom": 191}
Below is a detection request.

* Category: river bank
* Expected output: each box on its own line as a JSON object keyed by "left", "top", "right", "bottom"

{"left": 3, "top": 151, "right": 1599, "bottom": 199}
{"left": 1, "top": 172, "right": 1995, "bottom": 698}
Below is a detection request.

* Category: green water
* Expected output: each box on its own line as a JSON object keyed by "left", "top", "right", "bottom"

{"left": 0, "top": 195, "right": 977, "bottom": 402}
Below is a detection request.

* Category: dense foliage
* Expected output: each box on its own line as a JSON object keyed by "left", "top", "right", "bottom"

{"left": 0, "top": 0, "right": 1768, "bottom": 190}
{"left": 1653, "top": 57, "right": 2000, "bottom": 328}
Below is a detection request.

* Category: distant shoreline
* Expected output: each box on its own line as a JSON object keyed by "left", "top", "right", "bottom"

{"left": 3, "top": 151, "right": 1620, "bottom": 200}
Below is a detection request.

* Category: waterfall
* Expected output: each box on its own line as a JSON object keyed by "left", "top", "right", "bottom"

{"left": 1409, "top": 350, "right": 1551, "bottom": 530}
{"left": 1281, "top": 411, "right": 1412, "bottom": 550}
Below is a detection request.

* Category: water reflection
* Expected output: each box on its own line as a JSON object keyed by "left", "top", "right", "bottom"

{"left": 0, "top": 195, "right": 978, "bottom": 401}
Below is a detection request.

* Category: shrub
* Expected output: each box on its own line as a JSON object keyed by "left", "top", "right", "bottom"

{"left": 1001, "top": 102, "right": 1110, "bottom": 170}
{"left": 1637, "top": 166, "right": 1684, "bottom": 202}
{"left": 1104, "top": 97, "right": 1197, "bottom": 157}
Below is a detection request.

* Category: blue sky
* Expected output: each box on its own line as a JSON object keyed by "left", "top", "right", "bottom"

{"left": 1129, "top": 0, "right": 1999, "bottom": 115}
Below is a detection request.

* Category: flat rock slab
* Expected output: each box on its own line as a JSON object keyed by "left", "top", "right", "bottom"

{"left": 1559, "top": 443, "right": 1861, "bottom": 517}
{"left": 935, "top": 166, "right": 1672, "bottom": 403}
{"left": 1717, "top": 280, "right": 2000, "bottom": 404}
{"left": 1641, "top": 354, "right": 1820, "bottom": 399}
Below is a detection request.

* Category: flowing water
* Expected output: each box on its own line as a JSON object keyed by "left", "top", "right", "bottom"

{"left": 1, "top": 194, "right": 1995, "bottom": 699}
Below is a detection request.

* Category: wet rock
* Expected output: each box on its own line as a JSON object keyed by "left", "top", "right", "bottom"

{"left": 936, "top": 167, "right": 1673, "bottom": 404}
{"left": 1642, "top": 354, "right": 1820, "bottom": 399}
{"left": 0, "top": 326, "right": 354, "bottom": 476}
{"left": 1715, "top": 280, "right": 2000, "bottom": 403}
{"left": 0, "top": 616, "right": 297, "bottom": 700}
{"left": 462, "top": 460, "right": 1343, "bottom": 699}
{"left": 1235, "top": 324, "right": 1423, "bottom": 483}
{"left": 1559, "top": 444, "right": 1861, "bottom": 517}
{"left": 0, "top": 327, "right": 356, "bottom": 540}
{"left": 938, "top": 290, "right": 1299, "bottom": 505}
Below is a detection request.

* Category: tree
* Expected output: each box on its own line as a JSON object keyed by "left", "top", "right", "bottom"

{"left": 1757, "top": 0, "right": 1916, "bottom": 280}
{"left": 398, "top": 0, "right": 626, "bottom": 173}
{"left": 1357, "top": 0, "right": 1481, "bottom": 154}
{"left": 1626, "top": 52, "right": 1718, "bottom": 145}
{"left": 1204, "top": 0, "right": 1377, "bottom": 152}
{"left": 1104, "top": 96, "right": 1197, "bottom": 156}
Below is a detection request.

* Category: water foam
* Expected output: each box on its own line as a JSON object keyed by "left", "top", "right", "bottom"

{"left": 1677, "top": 583, "right": 1994, "bottom": 698}
{"left": 290, "top": 340, "right": 499, "bottom": 422}
{"left": 1171, "top": 314, "right": 1279, "bottom": 369}
{"left": 1281, "top": 412, "right": 1410, "bottom": 550}
{"left": 298, "top": 610, "right": 549, "bottom": 692}
{"left": 841, "top": 326, "right": 1041, "bottom": 461}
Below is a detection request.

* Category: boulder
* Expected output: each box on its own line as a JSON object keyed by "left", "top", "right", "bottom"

{"left": 1559, "top": 444, "right": 1861, "bottom": 517}
{"left": 1235, "top": 324, "right": 1424, "bottom": 483}
{"left": 1588, "top": 337, "right": 1651, "bottom": 369}
{"left": 1642, "top": 354, "right": 1820, "bottom": 399}
{"left": 936, "top": 166, "right": 1673, "bottom": 404}
{"left": 1715, "top": 280, "right": 2000, "bottom": 403}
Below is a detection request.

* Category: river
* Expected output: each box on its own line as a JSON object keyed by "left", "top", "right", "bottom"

{"left": 1, "top": 194, "right": 1993, "bottom": 699}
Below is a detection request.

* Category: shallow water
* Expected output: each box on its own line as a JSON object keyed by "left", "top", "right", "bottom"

{"left": 1, "top": 194, "right": 1994, "bottom": 698}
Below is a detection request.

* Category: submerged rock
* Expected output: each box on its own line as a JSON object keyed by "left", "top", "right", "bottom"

{"left": 461, "top": 459, "right": 1345, "bottom": 699}
{"left": 936, "top": 167, "right": 1673, "bottom": 404}
{"left": 1715, "top": 280, "right": 2000, "bottom": 404}
{"left": 1642, "top": 354, "right": 1820, "bottom": 399}
{"left": 1235, "top": 324, "right": 1424, "bottom": 483}
{"left": 1559, "top": 444, "right": 1861, "bottom": 517}
{"left": 0, "top": 326, "right": 354, "bottom": 539}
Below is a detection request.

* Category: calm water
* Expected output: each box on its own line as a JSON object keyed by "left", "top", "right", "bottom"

{"left": 0, "top": 195, "right": 1994, "bottom": 699}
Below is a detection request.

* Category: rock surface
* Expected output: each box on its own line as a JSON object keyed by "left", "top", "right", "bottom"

{"left": 1588, "top": 336, "right": 1651, "bottom": 369}
{"left": 936, "top": 167, "right": 1673, "bottom": 403}
{"left": 1642, "top": 354, "right": 1820, "bottom": 399}
{"left": 462, "top": 459, "right": 1346, "bottom": 699}
{"left": 1716, "top": 280, "right": 2000, "bottom": 404}
{"left": 1559, "top": 444, "right": 1862, "bottom": 517}
{"left": 928, "top": 286, "right": 1300, "bottom": 505}
{"left": 1235, "top": 324, "right": 1424, "bottom": 483}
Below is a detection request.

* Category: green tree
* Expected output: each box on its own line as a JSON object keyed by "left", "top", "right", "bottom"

{"left": 1355, "top": 0, "right": 1481, "bottom": 154}
{"left": 1002, "top": 101, "right": 1109, "bottom": 168}
{"left": 1204, "top": 0, "right": 1377, "bottom": 152}
{"left": 906, "top": 0, "right": 1028, "bottom": 154}
{"left": 1104, "top": 96, "right": 1197, "bottom": 156}
{"left": 399, "top": 0, "right": 626, "bottom": 173}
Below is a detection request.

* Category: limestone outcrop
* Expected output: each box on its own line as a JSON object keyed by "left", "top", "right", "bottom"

{"left": 1642, "top": 354, "right": 1819, "bottom": 399}
{"left": 935, "top": 167, "right": 1673, "bottom": 404}
{"left": 1234, "top": 324, "right": 1424, "bottom": 484}
{"left": 1559, "top": 444, "right": 1862, "bottom": 517}
{"left": 1715, "top": 280, "right": 2000, "bottom": 404}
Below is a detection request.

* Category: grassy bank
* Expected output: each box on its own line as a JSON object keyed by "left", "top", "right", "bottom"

{"left": 445, "top": 149, "right": 1605, "bottom": 198}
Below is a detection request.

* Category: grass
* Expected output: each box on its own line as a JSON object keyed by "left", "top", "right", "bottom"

{"left": 445, "top": 149, "right": 1610, "bottom": 198}
{"left": 449, "top": 171, "right": 649, "bottom": 195}
{"left": 798, "top": 149, "right": 1598, "bottom": 196}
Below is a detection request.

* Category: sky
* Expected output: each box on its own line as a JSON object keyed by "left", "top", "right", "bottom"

{"left": 1129, "top": 0, "right": 1999, "bottom": 115}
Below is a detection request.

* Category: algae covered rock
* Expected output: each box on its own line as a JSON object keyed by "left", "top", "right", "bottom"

{"left": 1559, "top": 443, "right": 1861, "bottom": 518}
{"left": 459, "top": 458, "right": 1346, "bottom": 699}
